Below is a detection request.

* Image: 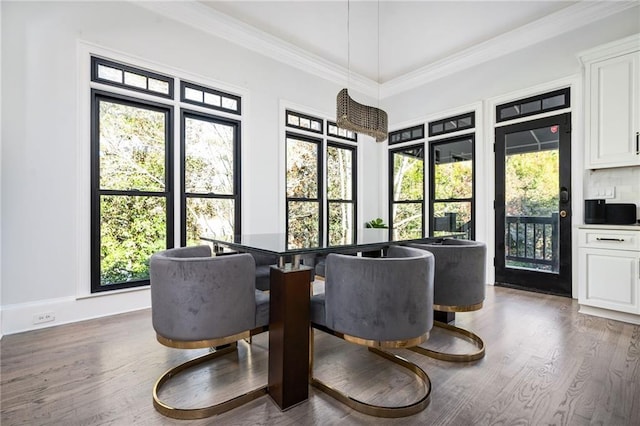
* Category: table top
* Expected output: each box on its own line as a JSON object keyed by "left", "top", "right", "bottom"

{"left": 201, "top": 229, "right": 439, "bottom": 257}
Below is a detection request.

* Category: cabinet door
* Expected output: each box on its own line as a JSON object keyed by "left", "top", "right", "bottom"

{"left": 579, "top": 248, "right": 640, "bottom": 314}
{"left": 587, "top": 51, "right": 640, "bottom": 168}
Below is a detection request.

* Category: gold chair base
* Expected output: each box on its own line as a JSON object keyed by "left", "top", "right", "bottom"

{"left": 409, "top": 320, "right": 485, "bottom": 362}
{"left": 153, "top": 344, "right": 267, "bottom": 420}
{"left": 311, "top": 329, "right": 431, "bottom": 418}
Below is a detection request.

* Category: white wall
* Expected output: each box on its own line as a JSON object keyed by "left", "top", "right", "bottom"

{"left": 1, "top": 1, "right": 639, "bottom": 335}
{"left": 382, "top": 6, "right": 639, "bottom": 291}
{"left": 0, "top": 1, "right": 377, "bottom": 334}
{"left": 0, "top": 1, "right": 4, "bottom": 339}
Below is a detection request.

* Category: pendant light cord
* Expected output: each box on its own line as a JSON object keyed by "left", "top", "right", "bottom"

{"left": 347, "top": 0, "right": 351, "bottom": 91}
{"left": 377, "top": 0, "right": 380, "bottom": 110}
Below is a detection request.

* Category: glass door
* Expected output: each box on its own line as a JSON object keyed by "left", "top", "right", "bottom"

{"left": 494, "top": 113, "right": 572, "bottom": 296}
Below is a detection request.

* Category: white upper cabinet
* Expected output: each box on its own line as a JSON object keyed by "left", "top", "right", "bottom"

{"left": 581, "top": 35, "right": 640, "bottom": 169}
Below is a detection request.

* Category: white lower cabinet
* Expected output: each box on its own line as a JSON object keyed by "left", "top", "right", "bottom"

{"left": 578, "top": 227, "right": 640, "bottom": 322}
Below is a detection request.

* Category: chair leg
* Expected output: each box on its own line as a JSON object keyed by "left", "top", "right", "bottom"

{"left": 310, "top": 331, "right": 431, "bottom": 418}
{"left": 153, "top": 344, "right": 267, "bottom": 419}
{"left": 409, "top": 320, "right": 485, "bottom": 362}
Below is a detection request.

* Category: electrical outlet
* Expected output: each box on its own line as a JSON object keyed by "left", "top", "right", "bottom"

{"left": 33, "top": 312, "right": 55, "bottom": 324}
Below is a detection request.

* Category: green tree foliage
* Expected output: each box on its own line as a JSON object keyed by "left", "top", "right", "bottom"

{"left": 183, "top": 117, "right": 236, "bottom": 246}
{"left": 505, "top": 150, "right": 559, "bottom": 217}
{"left": 433, "top": 158, "right": 472, "bottom": 237}
{"left": 99, "top": 102, "right": 239, "bottom": 286}
{"left": 392, "top": 148, "right": 423, "bottom": 239}
{"left": 98, "top": 101, "right": 167, "bottom": 285}
{"left": 504, "top": 149, "right": 559, "bottom": 271}
{"left": 327, "top": 146, "right": 353, "bottom": 245}
{"left": 286, "top": 137, "right": 320, "bottom": 248}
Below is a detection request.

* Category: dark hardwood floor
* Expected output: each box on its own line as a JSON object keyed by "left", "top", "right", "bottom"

{"left": 1, "top": 285, "right": 639, "bottom": 425}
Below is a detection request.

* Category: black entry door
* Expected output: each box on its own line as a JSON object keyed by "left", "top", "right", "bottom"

{"left": 495, "top": 113, "right": 572, "bottom": 296}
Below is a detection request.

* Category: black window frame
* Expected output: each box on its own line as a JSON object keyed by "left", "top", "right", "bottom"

{"left": 285, "top": 131, "right": 324, "bottom": 248}
{"left": 389, "top": 124, "right": 425, "bottom": 145}
{"left": 91, "top": 57, "right": 174, "bottom": 99}
{"left": 180, "top": 110, "right": 242, "bottom": 247}
{"left": 388, "top": 144, "right": 426, "bottom": 240}
{"left": 286, "top": 110, "right": 324, "bottom": 134}
{"left": 90, "top": 89, "right": 174, "bottom": 293}
{"left": 180, "top": 81, "right": 242, "bottom": 115}
{"left": 496, "top": 88, "right": 570, "bottom": 123}
{"left": 429, "top": 134, "right": 476, "bottom": 240}
{"left": 90, "top": 56, "right": 243, "bottom": 293}
{"left": 428, "top": 112, "right": 475, "bottom": 137}
{"left": 326, "top": 140, "right": 357, "bottom": 246}
{"left": 326, "top": 120, "right": 358, "bottom": 142}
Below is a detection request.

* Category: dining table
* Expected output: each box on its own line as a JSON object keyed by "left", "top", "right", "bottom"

{"left": 201, "top": 229, "right": 438, "bottom": 411}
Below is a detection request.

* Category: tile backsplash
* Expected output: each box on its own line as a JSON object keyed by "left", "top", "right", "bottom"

{"left": 584, "top": 166, "right": 640, "bottom": 218}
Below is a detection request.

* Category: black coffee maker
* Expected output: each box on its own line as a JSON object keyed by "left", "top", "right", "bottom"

{"left": 584, "top": 199, "right": 606, "bottom": 224}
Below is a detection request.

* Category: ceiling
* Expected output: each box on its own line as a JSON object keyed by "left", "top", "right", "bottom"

{"left": 199, "top": 0, "right": 577, "bottom": 83}
{"left": 138, "top": 1, "right": 637, "bottom": 97}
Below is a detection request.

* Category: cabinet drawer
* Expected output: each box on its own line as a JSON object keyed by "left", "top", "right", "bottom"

{"left": 578, "top": 230, "right": 640, "bottom": 250}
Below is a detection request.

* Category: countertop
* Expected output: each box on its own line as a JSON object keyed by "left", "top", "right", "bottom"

{"left": 577, "top": 223, "right": 640, "bottom": 231}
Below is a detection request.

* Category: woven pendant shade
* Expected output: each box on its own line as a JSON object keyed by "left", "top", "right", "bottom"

{"left": 337, "top": 88, "right": 388, "bottom": 143}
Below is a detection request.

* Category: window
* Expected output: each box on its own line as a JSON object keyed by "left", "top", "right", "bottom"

{"left": 327, "top": 121, "right": 357, "bottom": 142}
{"left": 389, "top": 144, "right": 424, "bottom": 240}
{"left": 181, "top": 112, "right": 241, "bottom": 246}
{"left": 429, "top": 135, "right": 475, "bottom": 239}
{"left": 389, "top": 124, "right": 424, "bottom": 145}
{"left": 327, "top": 142, "right": 356, "bottom": 245}
{"left": 181, "top": 81, "right": 241, "bottom": 115}
{"left": 91, "top": 92, "right": 173, "bottom": 292}
{"left": 286, "top": 133, "right": 322, "bottom": 249}
{"left": 285, "top": 110, "right": 357, "bottom": 248}
{"left": 286, "top": 110, "right": 323, "bottom": 133}
{"left": 90, "top": 57, "right": 241, "bottom": 292}
{"left": 428, "top": 112, "right": 474, "bottom": 137}
{"left": 92, "top": 57, "right": 173, "bottom": 98}
{"left": 496, "top": 88, "right": 570, "bottom": 122}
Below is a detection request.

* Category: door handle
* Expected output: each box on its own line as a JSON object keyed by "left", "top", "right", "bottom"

{"left": 560, "top": 187, "right": 569, "bottom": 203}
{"left": 636, "top": 131, "right": 639, "bottom": 154}
{"left": 560, "top": 210, "right": 567, "bottom": 218}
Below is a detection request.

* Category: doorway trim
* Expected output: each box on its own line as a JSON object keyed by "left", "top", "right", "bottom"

{"left": 495, "top": 112, "right": 572, "bottom": 296}
{"left": 484, "top": 75, "right": 583, "bottom": 298}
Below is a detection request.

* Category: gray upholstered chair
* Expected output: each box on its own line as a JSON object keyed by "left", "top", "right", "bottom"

{"left": 407, "top": 238, "right": 487, "bottom": 362}
{"left": 310, "top": 245, "right": 434, "bottom": 418}
{"left": 250, "top": 251, "right": 279, "bottom": 291}
{"left": 149, "top": 245, "right": 270, "bottom": 419}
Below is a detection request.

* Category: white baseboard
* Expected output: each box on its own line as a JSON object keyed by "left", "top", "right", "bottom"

{"left": 1, "top": 288, "right": 151, "bottom": 335}
{"left": 578, "top": 304, "right": 640, "bottom": 325}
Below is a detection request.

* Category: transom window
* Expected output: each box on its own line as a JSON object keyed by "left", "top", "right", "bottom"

{"left": 181, "top": 81, "right": 241, "bottom": 115}
{"left": 389, "top": 124, "right": 424, "bottom": 145}
{"left": 429, "top": 112, "right": 474, "bottom": 137}
{"left": 92, "top": 57, "right": 173, "bottom": 98}
{"left": 496, "top": 88, "right": 570, "bottom": 122}
{"left": 90, "top": 57, "right": 241, "bottom": 293}
{"left": 286, "top": 110, "right": 323, "bottom": 134}
{"left": 327, "top": 121, "right": 357, "bottom": 141}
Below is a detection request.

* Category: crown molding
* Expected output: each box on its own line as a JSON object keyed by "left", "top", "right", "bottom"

{"left": 578, "top": 32, "right": 640, "bottom": 64}
{"left": 381, "top": 1, "right": 639, "bottom": 98}
{"left": 134, "top": 1, "right": 637, "bottom": 100}
{"left": 133, "top": 0, "right": 379, "bottom": 97}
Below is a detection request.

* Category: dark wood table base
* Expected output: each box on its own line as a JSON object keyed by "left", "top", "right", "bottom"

{"left": 267, "top": 266, "right": 312, "bottom": 410}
